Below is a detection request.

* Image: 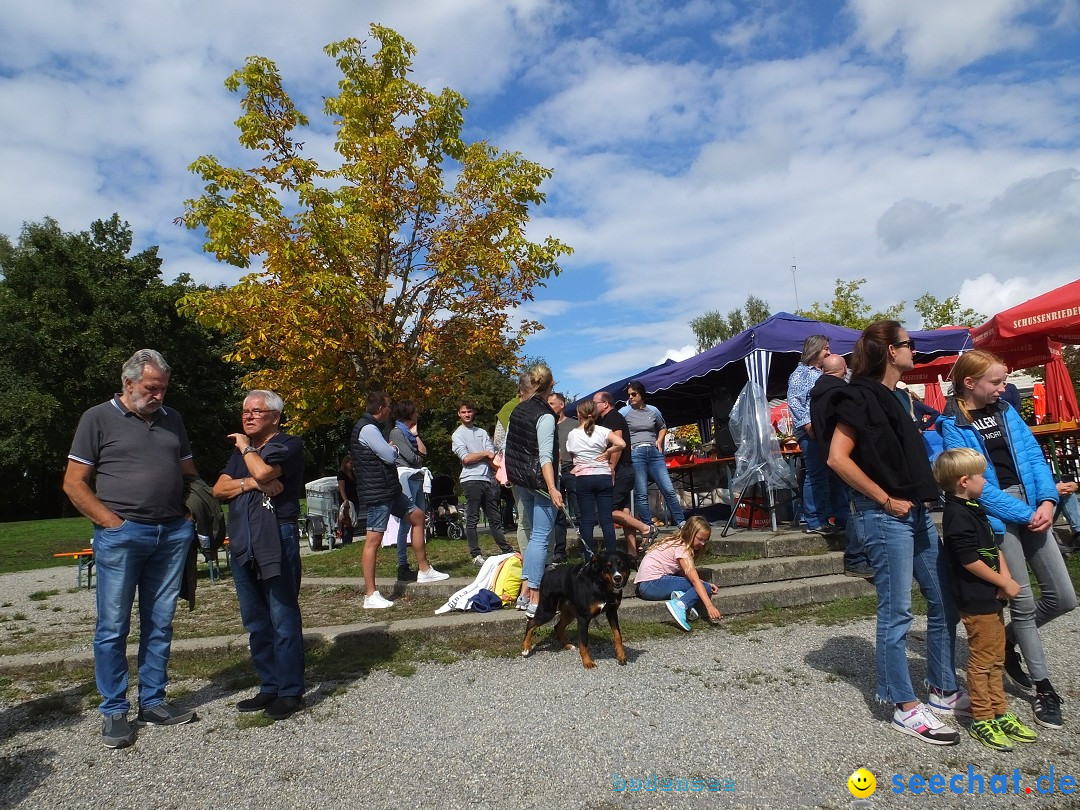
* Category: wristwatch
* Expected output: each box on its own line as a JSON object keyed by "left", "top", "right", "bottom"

{"left": 242, "top": 445, "right": 257, "bottom": 456}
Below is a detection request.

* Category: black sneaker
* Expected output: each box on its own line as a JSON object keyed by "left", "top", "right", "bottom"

{"left": 396, "top": 565, "right": 418, "bottom": 582}
{"left": 101, "top": 712, "right": 136, "bottom": 749}
{"left": 264, "top": 695, "right": 305, "bottom": 721}
{"left": 236, "top": 692, "right": 278, "bottom": 713}
{"left": 844, "top": 565, "right": 875, "bottom": 579}
{"left": 1034, "top": 687, "right": 1063, "bottom": 729}
{"left": 137, "top": 702, "right": 195, "bottom": 726}
{"left": 552, "top": 554, "right": 567, "bottom": 564}
{"left": 1004, "top": 644, "right": 1032, "bottom": 690}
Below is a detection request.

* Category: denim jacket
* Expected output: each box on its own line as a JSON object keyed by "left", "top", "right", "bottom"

{"left": 936, "top": 397, "right": 1058, "bottom": 534}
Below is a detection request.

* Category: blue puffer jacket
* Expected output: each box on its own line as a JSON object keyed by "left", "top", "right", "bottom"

{"left": 936, "top": 397, "right": 1058, "bottom": 534}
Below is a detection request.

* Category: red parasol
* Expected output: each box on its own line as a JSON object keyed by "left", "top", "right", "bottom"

{"left": 903, "top": 354, "right": 957, "bottom": 385}
{"left": 1044, "top": 355, "right": 1079, "bottom": 423}
{"left": 923, "top": 380, "right": 946, "bottom": 411}
{"left": 973, "top": 279, "right": 1080, "bottom": 348}
{"left": 1032, "top": 382, "right": 1048, "bottom": 424}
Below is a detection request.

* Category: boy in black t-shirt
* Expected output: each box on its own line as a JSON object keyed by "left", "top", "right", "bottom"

{"left": 934, "top": 448, "right": 1037, "bottom": 751}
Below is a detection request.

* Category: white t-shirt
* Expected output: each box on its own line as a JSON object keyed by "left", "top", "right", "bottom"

{"left": 566, "top": 424, "right": 613, "bottom": 476}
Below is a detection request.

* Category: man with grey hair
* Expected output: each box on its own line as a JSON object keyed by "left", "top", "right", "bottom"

{"left": 64, "top": 349, "right": 197, "bottom": 748}
{"left": 213, "top": 390, "right": 307, "bottom": 720}
{"left": 810, "top": 354, "right": 871, "bottom": 577}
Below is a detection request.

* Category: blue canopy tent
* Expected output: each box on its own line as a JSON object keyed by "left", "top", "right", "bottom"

{"left": 575, "top": 313, "right": 974, "bottom": 428}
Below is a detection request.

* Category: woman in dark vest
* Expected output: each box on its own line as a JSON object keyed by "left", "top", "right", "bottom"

{"left": 505, "top": 363, "right": 564, "bottom": 617}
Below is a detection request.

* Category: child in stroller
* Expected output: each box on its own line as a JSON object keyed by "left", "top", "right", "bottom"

{"left": 425, "top": 474, "right": 464, "bottom": 539}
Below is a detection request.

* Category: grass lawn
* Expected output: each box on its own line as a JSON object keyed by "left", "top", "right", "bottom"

{"left": 0, "top": 517, "right": 96, "bottom": 574}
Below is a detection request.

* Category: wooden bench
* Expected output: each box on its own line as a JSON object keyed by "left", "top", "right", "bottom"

{"left": 53, "top": 548, "right": 95, "bottom": 589}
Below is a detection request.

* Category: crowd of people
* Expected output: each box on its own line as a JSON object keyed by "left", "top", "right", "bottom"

{"left": 62, "top": 334, "right": 1078, "bottom": 751}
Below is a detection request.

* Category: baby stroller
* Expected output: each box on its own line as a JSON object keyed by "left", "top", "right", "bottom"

{"left": 425, "top": 474, "right": 464, "bottom": 539}
{"left": 302, "top": 477, "right": 339, "bottom": 551}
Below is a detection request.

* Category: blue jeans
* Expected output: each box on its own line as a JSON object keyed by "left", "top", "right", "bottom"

{"left": 575, "top": 473, "right": 616, "bottom": 560}
{"left": 838, "top": 485, "right": 869, "bottom": 569}
{"left": 636, "top": 575, "right": 701, "bottom": 609}
{"left": 396, "top": 475, "right": 428, "bottom": 568}
{"left": 231, "top": 522, "right": 305, "bottom": 697}
{"left": 516, "top": 486, "right": 557, "bottom": 589}
{"left": 796, "top": 427, "right": 831, "bottom": 530}
{"left": 850, "top": 494, "right": 958, "bottom": 704}
{"left": 631, "top": 444, "right": 685, "bottom": 525}
{"left": 93, "top": 516, "right": 193, "bottom": 716}
{"left": 1055, "top": 491, "right": 1080, "bottom": 533}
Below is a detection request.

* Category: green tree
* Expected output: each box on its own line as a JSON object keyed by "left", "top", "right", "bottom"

{"left": 913, "top": 293, "right": 985, "bottom": 329}
{"left": 797, "top": 278, "right": 904, "bottom": 329}
{"left": 690, "top": 295, "right": 771, "bottom": 351}
{"left": 180, "top": 25, "right": 571, "bottom": 431}
{"left": 0, "top": 215, "right": 241, "bottom": 519}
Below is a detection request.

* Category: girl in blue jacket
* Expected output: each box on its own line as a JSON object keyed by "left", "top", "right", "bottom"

{"left": 938, "top": 350, "right": 1075, "bottom": 730}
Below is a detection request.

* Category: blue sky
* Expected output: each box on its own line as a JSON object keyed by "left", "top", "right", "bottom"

{"left": 2, "top": 0, "right": 1079, "bottom": 399}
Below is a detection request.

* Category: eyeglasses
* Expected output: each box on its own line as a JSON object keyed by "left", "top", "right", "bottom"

{"left": 627, "top": 391, "right": 640, "bottom": 398}
{"left": 891, "top": 339, "right": 916, "bottom": 351}
{"left": 242, "top": 409, "right": 272, "bottom": 418}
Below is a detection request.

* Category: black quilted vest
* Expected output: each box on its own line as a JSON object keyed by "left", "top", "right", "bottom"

{"left": 505, "top": 395, "right": 559, "bottom": 491}
{"left": 349, "top": 413, "right": 400, "bottom": 507}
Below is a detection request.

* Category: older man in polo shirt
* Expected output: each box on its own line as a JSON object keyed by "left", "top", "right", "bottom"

{"left": 63, "top": 349, "right": 197, "bottom": 749}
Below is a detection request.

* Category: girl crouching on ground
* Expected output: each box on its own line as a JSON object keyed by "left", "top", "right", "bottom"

{"left": 635, "top": 516, "right": 722, "bottom": 631}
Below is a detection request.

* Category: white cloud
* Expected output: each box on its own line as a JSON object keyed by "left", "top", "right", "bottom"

{"left": 958, "top": 272, "right": 1075, "bottom": 317}
{"left": 848, "top": 0, "right": 1039, "bottom": 74}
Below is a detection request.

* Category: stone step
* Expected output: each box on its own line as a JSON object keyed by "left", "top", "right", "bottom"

{"left": 310, "top": 573, "right": 877, "bottom": 648}
{"left": 706, "top": 552, "right": 844, "bottom": 587}
{"left": 707, "top": 532, "right": 839, "bottom": 558}
{"left": 0, "top": 572, "right": 877, "bottom": 674}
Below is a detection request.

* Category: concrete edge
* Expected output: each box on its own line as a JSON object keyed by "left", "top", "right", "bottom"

{"left": 0, "top": 574, "right": 877, "bottom": 674}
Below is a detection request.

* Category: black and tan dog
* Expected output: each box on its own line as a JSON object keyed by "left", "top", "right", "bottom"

{"left": 521, "top": 550, "right": 635, "bottom": 669}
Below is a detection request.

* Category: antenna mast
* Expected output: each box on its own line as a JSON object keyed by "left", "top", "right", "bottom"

{"left": 791, "top": 257, "right": 800, "bottom": 310}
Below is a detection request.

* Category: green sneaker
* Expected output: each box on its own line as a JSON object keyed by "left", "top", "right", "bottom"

{"left": 968, "top": 718, "right": 1013, "bottom": 751}
{"left": 996, "top": 711, "right": 1038, "bottom": 744}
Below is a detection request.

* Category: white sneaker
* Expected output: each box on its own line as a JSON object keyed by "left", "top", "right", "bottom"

{"left": 417, "top": 566, "right": 449, "bottom": 583}
{"left": 472, "top": 555, "right": 485, "bottom": 567}
{"left": 363, "top": 590, "right": 394, "bottom": 609}
{"left": 891, "top": 704, "right": 960, "bottom": 745}
{"left": 928, "top": 688, "right": 972, "bottom": 718}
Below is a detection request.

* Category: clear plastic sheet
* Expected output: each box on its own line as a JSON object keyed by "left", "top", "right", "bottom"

{"left": 728, "top": 380, "right": 798, "bottom": 495}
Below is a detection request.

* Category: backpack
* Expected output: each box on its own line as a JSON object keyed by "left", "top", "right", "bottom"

{"left": 490, "top": 554, "right": 523, "bottom": 606}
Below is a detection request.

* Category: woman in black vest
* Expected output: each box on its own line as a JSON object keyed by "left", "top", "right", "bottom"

{"left": 505, "top": 363, "right": 564, "bottom": 617}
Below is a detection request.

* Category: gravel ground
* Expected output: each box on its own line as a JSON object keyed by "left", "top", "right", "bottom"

{"left": 2, "top": 566, "right": 1080, "bottom": 809}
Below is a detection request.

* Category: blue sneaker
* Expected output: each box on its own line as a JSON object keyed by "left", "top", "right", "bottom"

{"left": 670, "top": 591, "right": 699, "bottom": 621}
{"left": 665, "top": 596, "right": 691, "bottom": 631}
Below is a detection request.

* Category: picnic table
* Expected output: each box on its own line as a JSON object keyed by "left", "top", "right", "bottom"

{"left": 53, "top": 547, "right": 95, "bottom": 589}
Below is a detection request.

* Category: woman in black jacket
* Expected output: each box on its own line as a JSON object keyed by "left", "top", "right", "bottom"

{"left": 826, "top": 321, "right": 962, "bottom": 746}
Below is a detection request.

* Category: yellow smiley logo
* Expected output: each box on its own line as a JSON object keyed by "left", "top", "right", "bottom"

{"left": 847, "top": 768, "right": 876, "bottom": 798}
